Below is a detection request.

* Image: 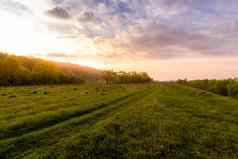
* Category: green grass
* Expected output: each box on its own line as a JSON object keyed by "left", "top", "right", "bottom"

{"left": 0, "top": 83, "right": 238, "bottom": 159}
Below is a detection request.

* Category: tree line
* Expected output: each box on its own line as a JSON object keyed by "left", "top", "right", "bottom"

{"left": 177, "top": 78, "right": 238, "bottom": 98}
{"left": 103, "top": 70, "right": 153, "bottom": 84}
{"left": 0, "top": 53, "right": 153, "bottom": 86}
{"left": 0, "top": 53, "right": 102, "bottom": 86}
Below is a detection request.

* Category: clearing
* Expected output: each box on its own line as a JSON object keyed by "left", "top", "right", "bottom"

{"left": 0, "top": 83, "right": 237, "bottom": 159}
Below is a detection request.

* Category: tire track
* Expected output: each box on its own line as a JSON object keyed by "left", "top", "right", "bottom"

{"left": 0, "top": 87, "right": 154, "bottom": 159}
{"left": 22, "top": 86, "right": 159, "bottom": 159}
{"left": 0, "top": 90, "right": 138, "bottom": 140}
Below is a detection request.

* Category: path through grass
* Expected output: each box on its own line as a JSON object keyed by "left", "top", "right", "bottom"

{"left": 0, "top": 83, "right": 238, "bottom": 159}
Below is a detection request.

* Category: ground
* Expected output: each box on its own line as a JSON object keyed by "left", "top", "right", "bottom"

{"left": 0, "top": 83, "right": 237, "bottom": 159}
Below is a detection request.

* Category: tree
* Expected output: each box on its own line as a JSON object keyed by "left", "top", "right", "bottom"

{"left": 103, "top": 70, "right": 116, "bottom": 84}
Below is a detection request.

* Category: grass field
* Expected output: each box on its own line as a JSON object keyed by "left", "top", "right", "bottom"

{"left": 0, "top": 83, "right": 238, "bottom": 159}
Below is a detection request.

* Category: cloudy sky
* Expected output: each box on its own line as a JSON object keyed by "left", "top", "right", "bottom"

{"left": 1, "top": 0, "right": 238, "bottom": 80}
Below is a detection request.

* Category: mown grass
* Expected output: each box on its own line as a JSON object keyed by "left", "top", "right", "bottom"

{"left": 0, "top": 83, "right": 238, "bottom": 159}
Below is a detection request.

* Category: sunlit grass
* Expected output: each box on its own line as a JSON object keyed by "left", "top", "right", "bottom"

{"left": 0, "top": 83, "right": 237, "bottom": 159}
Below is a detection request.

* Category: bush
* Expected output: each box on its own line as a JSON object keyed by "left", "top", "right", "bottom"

{"left": 103, "top": 71, "right": 153, "bottom": 84}
{"left": 178, "top": 78, "right": 238, "bottom": 98}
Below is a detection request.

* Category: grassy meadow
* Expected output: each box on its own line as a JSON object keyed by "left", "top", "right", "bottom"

{"left": 0, "top": 83, "right": 238, "bottom": 159}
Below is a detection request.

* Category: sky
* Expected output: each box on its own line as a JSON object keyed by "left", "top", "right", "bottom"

{"left": 1, "top": 0, "right": 238, "bottom": 80}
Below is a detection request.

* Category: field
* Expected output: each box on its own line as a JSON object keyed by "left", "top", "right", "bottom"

{"left": 0, "top": 83, "right": 238, "bottom": 159}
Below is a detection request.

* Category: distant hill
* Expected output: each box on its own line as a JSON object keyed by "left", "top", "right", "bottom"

{"left": 0, "top": 53, "right": 103, "bottom": 86}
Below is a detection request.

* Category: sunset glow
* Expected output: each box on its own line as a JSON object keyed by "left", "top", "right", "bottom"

{"left": 1, "top": 0, "right": 238, "bottom": 80}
